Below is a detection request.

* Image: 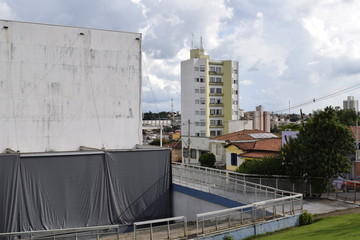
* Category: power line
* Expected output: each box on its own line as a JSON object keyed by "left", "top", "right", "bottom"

{"left": 273, "top": 82, "right": 360, "bottom": 113}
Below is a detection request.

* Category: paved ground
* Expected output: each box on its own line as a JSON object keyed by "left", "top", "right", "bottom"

{"left": 303, "top": 197, "right": 359, "bottom": 215}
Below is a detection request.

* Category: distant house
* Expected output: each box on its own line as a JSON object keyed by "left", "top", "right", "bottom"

{"left": 224, "top": 138, "right": 282, "bottom": 171}
{"left": 164, "top": 140, "right": 182, "bottom": 162}
{"left": 209, "top": 129, "right": 280, "bottom": 168}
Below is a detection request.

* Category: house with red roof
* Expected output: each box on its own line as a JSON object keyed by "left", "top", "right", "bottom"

{"left": 209, "top": 129, "right": 280, "bottom": 169}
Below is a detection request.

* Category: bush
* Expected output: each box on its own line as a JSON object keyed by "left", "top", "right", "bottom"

{"left": 199, "top": 152, "right": 216, "bottom": 168}
{"left": 299, "top": 210, "right": 314, "bottom": 225}
{"left": 223, "top": 235, "right": 234, "bottom": 240}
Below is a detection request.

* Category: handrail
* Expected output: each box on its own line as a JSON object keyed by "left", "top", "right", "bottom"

{"left": 172, "top": 163, "right": 297, "bottom": 196}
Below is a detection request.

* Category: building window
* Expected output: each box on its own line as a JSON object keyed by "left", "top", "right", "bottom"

{"left": 200, "top": 120, "right": 206, "bottom": 126}
{"left": 210, "top": 98, "right": 216, "bottom": 104}
{"left": 195, "top": 78, "right": 199, "bottom": 82}
{"left": 216, "top": 88, "right": 222, "bottom": 94}
{"left": 196, "top": 133, "right": 200, "bottom": 136}
{"left": 233, "top": 69, "right": 238, "bottom": 74}
{"left": 210, "top": 88, "right": 215, "bottom": 94}
{"left": 234, "top": 111, "right": 238, "bottom": 115}
{"left": 200, "top": 65, "right": 205, "bottom": 72}
{"left": 217, "top": 99, "right": 222, "bottom": 104}
{"left": 190, "top": 149, "right": 197, "bottom": 158}
{"left": 210, "top": 66, "right": 215, "bottom": 72}
{"left": 200, "top": 109, "right": 206, "bottom": 115}
{"left": 195, "top": 122, "right": 200, "bottom": 126}
{"left": 217, "top": 120, "right": 222, "bottom": 126}
{"left": 210, "top": 77, "right": 215, "bottom": 82}
{"left": 195, "top": 110, "right": 199, "bottom": 115}
{"left": 210, "top": 120, "right": 216, "bottom": 126}
{"left": 210, "top": 131, "right": 216, "bottom": 137}
{"left": 210, "top": 109, "right": 215, "bottom": 115}
{"left": 231, "top": 153, "right": 237, "bottom": 166}
{"left": 183, "top": 149, "right": 189, "bottom": 157}
{"left": 216, "top": 109, "right": 222, "bottom": 115}
{"left": 200, "top": 132, "right": 206, "bottom": 137}
{"left": 195, "top": 89, "right": 199, "bottom": 93}
{"left": 233, "top": 80, "right": 238, "bottom": 84}
{"left": 233, "top": 90, "right": 238, "bottom": 94}
{"left": 200, "top": 98, "right": 205, "bottom": 104}
{"left": 233, "top": 100, "right": 238, "bottom": 104}
{"left": 216, "top": 67, "right": 221, "bottom": 73}
{"left": 217, "top": 130, "right": 222, "bottom": 136}
{"left": 216, "top": 77, "right": 222, "bottom": 82}
{"left": 195, "top": 67, "right": 199, "bottom": 71}
{"left": 200, "top": 77, "right": 205, "bottom": 82}
{"left": 200, "top": 87, "right": 205, "bottom": 93}
{"left": 195, "top": 99, "right": 200, "bottom": 104}
{"left": 216, "top": 144, "right": 222, "bottom": 155}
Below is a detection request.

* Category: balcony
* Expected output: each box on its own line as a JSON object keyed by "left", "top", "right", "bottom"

{"left": 209, "top": 93, "right": 223, "bottom": 96}
{"left": 209, "top": 114, "right": 224, "bottom": 118}
{"left": 209, "top": 71, "right": 223, "bottom": 75}
{"left": 209, "top": 103, "right": 224, "bottom": 107}
{"left": 210, "top": 124, "right": 224, "bottom": 128}
{"left": 209, "top": 82, "right": 223, "bottom": 86}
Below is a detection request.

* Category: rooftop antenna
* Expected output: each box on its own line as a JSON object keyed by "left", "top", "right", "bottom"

{"left": 200, "top": 36, "right": 203, "bottom": 49}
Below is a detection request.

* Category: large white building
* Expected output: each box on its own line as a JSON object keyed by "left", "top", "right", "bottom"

{"left": 0, "top": 20, "right": 142, "bottom": 152}
{"left": 181, "top": 48, "right": 239, "bottom": 163}
{"left": 343, "top": 96, "right": 359, "bottom": 113}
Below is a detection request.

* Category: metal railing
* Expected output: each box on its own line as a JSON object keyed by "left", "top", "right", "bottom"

{"left": 172, "top": 163, "right": 297, "bottom": 204}
{"left": 172, "top": 163, "right": 324, "bottom": 197}
{"left": 326, "top": 178, "right": 360, "bottom": 203}
{"left": 0, "top": 224, "right": 130, "bottom": 240}
{"left": 133, "top": 216, "right": 187, "bottom": 240}
{"left": 196, "top": 194, "right": 303, "bottom": 236}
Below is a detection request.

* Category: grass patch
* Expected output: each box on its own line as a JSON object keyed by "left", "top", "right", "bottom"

{"left": 248, "top": 212, "right": 360, "bottom": 240}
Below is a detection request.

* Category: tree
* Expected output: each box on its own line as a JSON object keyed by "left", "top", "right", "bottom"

{"left": 199, "top": 153, "right": 216, "bottom": 168}
{"left": 335, "top": 108, "right": 360, "bottom": 126}
{"left": 236, "top": 156, "right": 285, "bottom": 175}
{"left": 281, "top": 106, "right": 355, "bottom": 183}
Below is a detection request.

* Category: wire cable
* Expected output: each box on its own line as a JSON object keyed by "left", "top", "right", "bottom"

{"left": 273, "top": 82, "right": 360, "bottom": 113}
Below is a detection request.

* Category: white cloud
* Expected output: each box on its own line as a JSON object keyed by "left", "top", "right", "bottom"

{"left": 302, "top": 0, "right": 360, "bottom": 59}
{"left": 240, "top": 80, "right": 253, "bottom": 86}
{"left": 0, "top": 1, "right": 15, "bottom": 19}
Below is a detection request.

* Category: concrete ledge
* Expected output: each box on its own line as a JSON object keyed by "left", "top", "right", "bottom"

{"left": 195, "top": 214, "right": 300, "bottom": 240}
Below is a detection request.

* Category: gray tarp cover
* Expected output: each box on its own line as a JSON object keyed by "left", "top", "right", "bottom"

{"left": 0, "top": 150, "right": 171, "bottom": 233}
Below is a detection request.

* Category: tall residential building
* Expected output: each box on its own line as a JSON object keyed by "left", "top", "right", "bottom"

{"left": 181, "top": 48, "right": 239, "bottom": 138}
{"left": 343, "top": 96, "right": 359, "bottom": 113}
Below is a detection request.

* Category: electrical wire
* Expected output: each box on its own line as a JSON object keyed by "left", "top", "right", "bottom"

{"left": 142, "top": 53, "right": 160, "bottom": 119}
{"left": 273, "top": 82, "right": 360, "bottom": 113}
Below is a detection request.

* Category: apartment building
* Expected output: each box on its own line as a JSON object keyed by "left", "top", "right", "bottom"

{"left": 343, "top": 96, "right": 359, "bottom": 113}
{"left": 181, "top": 48, "right": 239, "bottom": 137}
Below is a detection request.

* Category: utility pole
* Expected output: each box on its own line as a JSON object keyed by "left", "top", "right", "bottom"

{"left": 187, "top": 119, "right": 191, "bottom": 164}
{"left": 356, "top": 118, "right": 359, "bottom": 161}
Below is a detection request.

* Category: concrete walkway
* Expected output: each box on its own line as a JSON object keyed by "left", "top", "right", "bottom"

{"left": 303, "top": 198, "right": 359, "bottom": 215}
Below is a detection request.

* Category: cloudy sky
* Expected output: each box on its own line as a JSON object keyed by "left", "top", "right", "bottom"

{"left": 1, "top": 0, "right": 360, "bottom": 114}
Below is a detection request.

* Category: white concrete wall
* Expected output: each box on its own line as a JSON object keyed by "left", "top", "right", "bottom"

{"left": 181, "top": 136, "right": 210, "bottom": 164}
{"left": 228, "top": 120, "right": 253, "bottom": 132}
{"left": 0, "top": 20, "right": 142, "bottom": 152}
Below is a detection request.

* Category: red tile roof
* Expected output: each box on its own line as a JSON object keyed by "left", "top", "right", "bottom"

{"left": 253, "top": 138, "right": 282, "bottom": 152}
{"left": 349, "top": 126, "right": 360, "bottom": 140}
{"left": 225, "top": 138, "right": 281, "bottom": 152}
{"left": 164, "top": 140, "right": 182, "bottom": 149}
{"left": 212, "top": 129, "right": 274, "bottom": 141}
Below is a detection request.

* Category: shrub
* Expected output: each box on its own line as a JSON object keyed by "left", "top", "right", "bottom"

{"left": 199, "top": 152, "right": 216, "bottom": 168}
{"left": 299, "top": 210, "right": 314, "bottom": 225}
{"left": 223, "top": 235, "right": 234, "bottom": 240}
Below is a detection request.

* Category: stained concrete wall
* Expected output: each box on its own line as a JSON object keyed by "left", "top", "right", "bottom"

{"left": 0, "top": 20, "right": 142, "bottom": 152}
{"left": 197, "top": 214, "right": 300, "bottom": 240}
